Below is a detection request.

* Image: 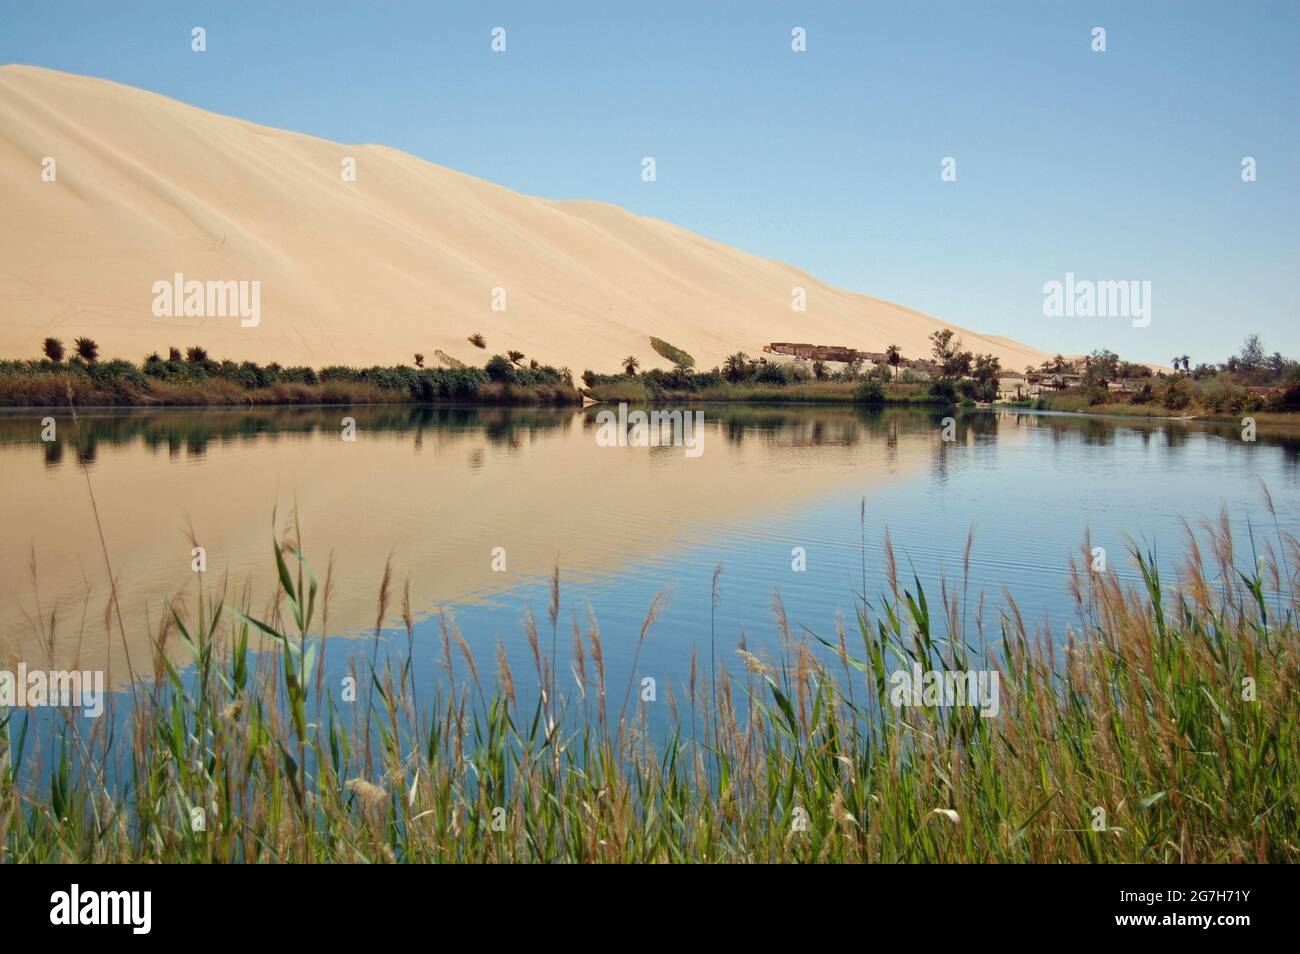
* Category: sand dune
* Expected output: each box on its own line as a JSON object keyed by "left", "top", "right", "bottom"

{"left": 0, "top": 64, "right": 1052, "bottom": 373}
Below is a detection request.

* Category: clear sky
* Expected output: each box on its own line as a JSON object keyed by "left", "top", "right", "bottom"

{"left": 3, "top": 1, "right": 1296, "bottom": 364}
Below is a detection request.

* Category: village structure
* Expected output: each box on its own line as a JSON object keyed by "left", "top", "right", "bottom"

{"left": 762, "top": 341, "right": 1164, "bottom": 403}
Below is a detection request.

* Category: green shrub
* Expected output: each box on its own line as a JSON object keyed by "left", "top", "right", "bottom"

{"left": 88, "top": 359, "right": 148, "bottom": 390}
{"left": 1162, "top": 378, "right": 1191, "bottom": 410}
{"left": 649, "top": 337, "right": 695, "bottom": 369}
{"left": 1201, "top": 377, "right": 1246, "bottom": 414}
{"left": 281, "top": 366, "right": 319, "bottom": 386}
{"left": 855, "top": 379, "right": 886, "bottom": 404}
{"left": 485, "top": 354, "right": 517, "bottom": 384}
{"left": 928, "top": 379, "right": 957, "bottom": 403}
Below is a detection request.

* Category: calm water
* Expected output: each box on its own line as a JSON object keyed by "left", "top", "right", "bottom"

{"left": 2, "top": 404, "right": 1297, "bottom": 708}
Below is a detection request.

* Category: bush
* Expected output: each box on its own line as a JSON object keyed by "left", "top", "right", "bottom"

{"left": 854, "top": 380, "right": 886, "bottom": 404}
{"left": 142, "top": 356, "right": 190, "bottom": 381}
{"left": 1162, "top": 378, "right": 1191, "bottom": 410}
{"left": 928, "top": 379, "right": 957, "bottom": 403}
{"left": 1201, "top": 377, "right": 1246, "bottom": 414}
{"left": 281, "top": 366, "right": 319, "bottom": 386}
{"left": 485, "top": 354, "right": 516, "bottom": 384}
{"left": 88, "top": 359, "right": 148, "bottom": 390}
{"left": 215, "top": 360, "right": 271, "bottom": 389}
{"left": 1271, "top": 381, "right": 1300, "bottom": 412}
{"left": 649, "top": 337, "right": 695, "bottom": 369}
{"left": 319, "top": 365, "right": 362, "bottom": 383}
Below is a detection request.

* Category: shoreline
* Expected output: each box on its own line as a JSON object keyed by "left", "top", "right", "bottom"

{"left": 1, "top": 364, "right": 1296, "bottom": 428}
{"left": 0, "top": 361, "right": 582, "bottom": 409}
{"left": 1014, "top": 400, "right": 1300, "bottom": 429}
{"left": 4, "top": 394, "right": 1298, "bottom": 429}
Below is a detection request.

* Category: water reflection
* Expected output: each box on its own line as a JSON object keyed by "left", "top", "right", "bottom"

{"left": 0, "top": 404, "right": 1296, "bottom": 683}
{"left": 5, "top": 405, "right": 1298, "bottom": 462}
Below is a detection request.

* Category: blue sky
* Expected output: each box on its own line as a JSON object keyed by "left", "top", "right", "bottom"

{"left": 2, "top": 1, "right": 1296, "bottom": 364}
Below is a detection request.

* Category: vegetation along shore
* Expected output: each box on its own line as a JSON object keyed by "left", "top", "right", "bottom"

{"left": 1, "top": 337, "right": 580, "bottom": 407}
{"left": 1, "top": 332, "right": 1296, "bottom": 418}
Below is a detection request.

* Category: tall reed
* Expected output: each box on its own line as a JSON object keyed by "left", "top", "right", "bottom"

{"left": 1, "top": 504, "right": 1295, "bottom": 863}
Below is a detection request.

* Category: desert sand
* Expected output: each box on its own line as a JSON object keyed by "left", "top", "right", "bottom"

{"left": 0, "top": 64, "right": 1052, "bottom": 374}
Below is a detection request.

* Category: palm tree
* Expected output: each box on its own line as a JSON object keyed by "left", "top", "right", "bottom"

{"left": 885, "top": 344, "right": 902, "bottom": 380}
{"left": 413, "top": 353, "right": 425, "bottom": 368}
{"left": 185, "top": 345, "right": 209, "bottom": 365}
{"left": 507, "top": 350, "right": 525, "bottom": 366}
{"left": 1180, "top": 355, "right": 1191, "bottom": 372}
{"left": 812, "top": 360, "right": 827, "bottom": 380}
{"left": 468, "top": 333, "right": 486, "bottom": 349}
{"left": 722, "top": 351, "right": 748, "bottom": 383}
{"left": 622, "top": 355, "right": 640, "bottom": 376}
{"left": 42, "top": 337, "right": 65, "bottom": 363}
{"left": 73, "top": 337, "right": 98, "bottom": 364}
{"left": 168, "top": 346, "right": 182, "bottom": 362}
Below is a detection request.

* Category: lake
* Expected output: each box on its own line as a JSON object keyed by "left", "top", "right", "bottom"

{"left": 2, "top": 404, "right": 1297, "bottom": 708}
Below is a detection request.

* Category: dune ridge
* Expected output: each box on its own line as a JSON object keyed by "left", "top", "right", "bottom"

{"left": 0, "top": 64, "right": 1052, "bottom": 373}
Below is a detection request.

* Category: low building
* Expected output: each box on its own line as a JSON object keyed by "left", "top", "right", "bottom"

{"left": 764, "top": 342, "right": 927, "bottom": 370}
{"left": 996, "top": 373, "right": 1031, "bottom": 401}
{"left": 765, "top": 342, "right": 863, "bottom": 363}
